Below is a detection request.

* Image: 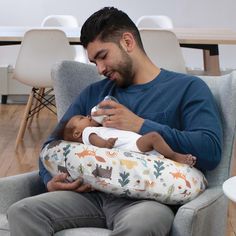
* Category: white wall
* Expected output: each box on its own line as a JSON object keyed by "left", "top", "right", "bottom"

{"left": 0, "top": 0, "right": 236, "bottom": 70}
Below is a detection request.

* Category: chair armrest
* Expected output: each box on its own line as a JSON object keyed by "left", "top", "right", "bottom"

{"left": 171, "top": 186, "right": 228, "bottom": 236}
{"left": 0, "top": 171, "right": 46, "bottom": 214}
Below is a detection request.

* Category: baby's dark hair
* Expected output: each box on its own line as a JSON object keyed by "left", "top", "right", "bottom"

{"left": 80, "top": 7, "right": 144, "bottom": 51}
{"left": 62, "top": 120, "right": 76, "bottom": 142}
{"left": 51, "top": 120, "right": 74, "bottom": 142}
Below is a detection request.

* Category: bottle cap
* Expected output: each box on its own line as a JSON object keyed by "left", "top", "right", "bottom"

{"left": 91, "top": 95, "right": 119, "bottom": 124}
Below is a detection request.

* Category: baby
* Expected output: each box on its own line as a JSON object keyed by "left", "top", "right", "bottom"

{"left": 63, "top": 115, "right": 196, "bottom": 166}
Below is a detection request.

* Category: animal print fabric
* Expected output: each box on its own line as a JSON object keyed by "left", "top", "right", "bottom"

{"left": 40, "top": 140, "right": 207, "bottom": 205}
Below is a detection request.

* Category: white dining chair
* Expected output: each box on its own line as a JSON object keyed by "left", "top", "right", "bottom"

{"left": 41, "top": 15, "right": 78, "bottom": 27}
{"left": 139, "top": 28, "right": 186, "bottom": 73}
{"left": 222, "top": 176, "right": 236, "bottom": 202}
{"left": 136, "top": 15, "right": 174, "bottom": 29}
{"left": 41, "top": 15, "right": 88, "bottom": 63}
{"left": 13, "top": 29, "right": 74, "bottom": 148}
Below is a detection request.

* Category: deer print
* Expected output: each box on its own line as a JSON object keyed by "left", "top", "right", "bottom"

{"left": 92, "top": 164, "right": 112, "bottom": 179}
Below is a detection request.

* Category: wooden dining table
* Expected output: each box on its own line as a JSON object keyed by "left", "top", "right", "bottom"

{"left": 0, "top": 26, "right": 236, "bottom": 75}
{"left": 0, "top": 26, "right": 81, "bottom": 45}
{"left": 172, "top": 28, "right": 236, "bottom": 75}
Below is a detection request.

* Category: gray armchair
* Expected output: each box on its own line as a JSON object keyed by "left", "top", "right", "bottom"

{"left": 1, "top": 61, "right": 235, "bottom": 236}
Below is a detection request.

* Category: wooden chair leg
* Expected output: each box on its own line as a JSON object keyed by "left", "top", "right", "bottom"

{"left": 15, "top": 89, "right": 34, "bottom": 149}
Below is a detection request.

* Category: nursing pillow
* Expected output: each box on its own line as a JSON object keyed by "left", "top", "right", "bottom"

{"left": 40, "top": 140, "right": 207, "bottom": 205}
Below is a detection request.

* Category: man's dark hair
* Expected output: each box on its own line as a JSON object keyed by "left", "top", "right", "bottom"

{"left": 80, "top": 7, "right": 144, "bottom": 50}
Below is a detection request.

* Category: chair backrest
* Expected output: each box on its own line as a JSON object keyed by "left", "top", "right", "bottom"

{"left": 198, "top": 72, "right": 236, "bottom": 187}
{"left": 41, "top": 15, "right": 79, "bottom": 27}
{"left": 52, "top": 61, "right": 101, "bottom": 120}
{"left": 139, "top": 28, "right": 186, "bottom": 73}
{"left": 136, "top": 15, "right": 173, "bottom": 29}
{"left": 13, "top": 29, "right": 74, "bottom": 88}
{"left": 41, "top": 15, "right": 88, "bottom": 64}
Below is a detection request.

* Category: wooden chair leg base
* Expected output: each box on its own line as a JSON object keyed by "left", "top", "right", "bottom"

{"left": 15, "top": 90, "right": 34, "bottom": 149}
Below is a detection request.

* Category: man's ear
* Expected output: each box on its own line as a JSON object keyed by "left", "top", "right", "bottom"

{"left": 73, "top": 130, "right": 82, "bottom": 140}
{"left": 120, "top": 32, "right": 135, "bottom": 52}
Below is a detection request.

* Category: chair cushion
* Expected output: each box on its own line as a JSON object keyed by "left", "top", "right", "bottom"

{"left": 41, "top": 141, "right": 207, "bottom": 205}
{"left": 0, "top": 214, "right": 10, "bottom": 236}
{"left": 0, "top": 230, "right": 10, "bottom": 236}
{"left": 0, "top": 213, "right": 110, "bottom": 236}
{"left": 55, "top": 227, "right": 111, "bottom": 236}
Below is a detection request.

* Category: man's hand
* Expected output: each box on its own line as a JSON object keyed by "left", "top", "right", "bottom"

{"left": 92, "top": 100, "right": 144, "bottom": 133}
{"left": 47, "top": 173, "right": 93, "bottom": 193}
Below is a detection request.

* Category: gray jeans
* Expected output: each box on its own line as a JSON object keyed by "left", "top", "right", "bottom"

{"left": 7, "top": 190, "right": 174, "bottom": 236}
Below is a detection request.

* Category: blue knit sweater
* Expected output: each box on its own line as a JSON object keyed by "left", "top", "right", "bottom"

{"left": 39, "top": 69, "right": 222, "bottom": 186}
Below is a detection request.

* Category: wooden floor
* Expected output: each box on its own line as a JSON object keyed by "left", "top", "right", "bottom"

{"left": 0, "top": 103, "right": 57, "bottom": 177}
{"left": 0, "top": 103, "right": 235, "bottom": 235}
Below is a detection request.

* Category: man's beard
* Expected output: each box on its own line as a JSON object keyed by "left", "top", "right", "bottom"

{"left": 114, "top": 48, "right": 134, "bottom": 88}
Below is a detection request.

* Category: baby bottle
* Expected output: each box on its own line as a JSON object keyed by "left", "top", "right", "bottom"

{"left": 91, "top": 96, "right": 119, "bottom": 124}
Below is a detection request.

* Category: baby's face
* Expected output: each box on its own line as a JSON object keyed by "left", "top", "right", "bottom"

{"left": 70, "top": 115, "right": 99, "bottom": 131}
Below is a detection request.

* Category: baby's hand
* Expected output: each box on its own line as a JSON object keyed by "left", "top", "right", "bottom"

{"left": 105, "top": 137, "right": 118, "bottom": 148}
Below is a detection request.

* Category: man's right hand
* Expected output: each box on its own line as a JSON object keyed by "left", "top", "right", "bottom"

{"left": 93, "top": 100, "right": 144, "bottom": 133}
{"left": 47, "top": 173, "right": 93, "bottom": 193}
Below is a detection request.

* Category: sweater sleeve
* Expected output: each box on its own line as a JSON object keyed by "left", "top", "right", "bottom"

{"left": 140, "top": 79, "right": 222, "bottom": 171}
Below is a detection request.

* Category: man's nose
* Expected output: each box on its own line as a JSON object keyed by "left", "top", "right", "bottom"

{"left": 96, "top": 62, "right": 106, "bottom": 75}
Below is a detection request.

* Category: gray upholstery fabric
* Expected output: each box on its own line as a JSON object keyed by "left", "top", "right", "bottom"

{"left": 198, "top": 72, "right": 236, "bottom": 187}
{"left": 0, "top": 171, "right": 45, "bottom": 214}
{"left": 51, "top": 61, "right": 101, "bottom": 120}
{"left": 0, "top": 171, "right": 45, "bottom": 236}
{"left": 171, "top": 187, "right": 228, "bottom": 236}
{"left": 1, "top": 62, "right": 235, "bottom": 236}
{"left": 0, "top": 229, "right": 10, "bottom": 236}
{"left": 0, "top": 214, "right": 9, "bottom": 231}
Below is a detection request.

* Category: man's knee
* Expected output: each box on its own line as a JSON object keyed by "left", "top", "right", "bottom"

{"left": 7, "top": 197, "right": 54, "bottom": 236}
{"left": 112, "top": 201, "right": 174, "bottom": 236}
{"left": 7, "top": 199, "right": 34, "bottom": 223}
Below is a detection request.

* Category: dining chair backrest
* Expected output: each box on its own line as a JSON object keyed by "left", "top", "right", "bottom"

{"left": 136, "top": 15, "right": 173, "bottom": 29}
{"left": 13, "top": 29, "right": 74, "bottom": 88}
{"left": 139, "top": 28, "right": 186, "bottom": 73}
{"left": 41, "top": 15, "right": 88, "bottom": 63}
{"left": 13, "top": 29, "right": 75, "bottom": 147}
{"left": 41, "top": 15, "right": 79, "bottom": 27}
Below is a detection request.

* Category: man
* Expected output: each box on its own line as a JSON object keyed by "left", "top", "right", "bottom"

{"left": 7, "top": 7, "right": 222, "bottom": 236}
